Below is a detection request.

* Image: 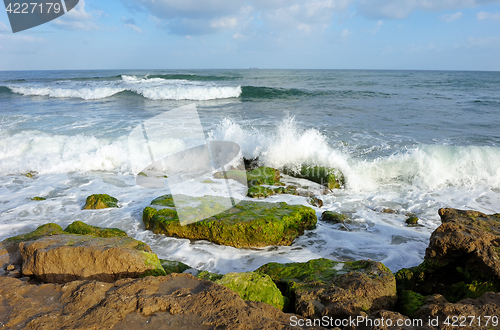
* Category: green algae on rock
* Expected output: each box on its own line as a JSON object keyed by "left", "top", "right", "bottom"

{"left": 30, "top": 196, "right": 46, "bottom": 201}
{"left": 284, "top": 165, "right": 345, "bottom": 189}
{"left": 64, "top": 221, "right": 127, "bottom": 238}
{"left": 160, "top": 259, "right": 191, "bottom": 274}
{"left": 395, "top": 208, "right": 500, "bottom": 306}
{"left": 82, "top": 194, "right": 119, "bottom": 209}
{"left": 321, "top": 211, "right": 349, "bottom": 224}
{"left": 398, "top": 290, "right": 427, "bottom": 318}
{"left": 215, "top": 272, "right": 286, "bottom": 310}
{"left": 257, "top": 258, "right": 396, "bottom": 319}
{"left": 143, "top": 196, "right": 317, "bottom": 248}
{"left": 197, "top": 270, "right": 223, "bottom": 281}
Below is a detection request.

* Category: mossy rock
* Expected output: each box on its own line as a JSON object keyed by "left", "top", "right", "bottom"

{"left": 247, "top": 185, "right": 298, "bottom": 199}
{"left": 150, "top": 194, "right": 175, "bottom": 207}
{"left": 30, "top": 197, "right": 46, "bottom": 201}
{"left": 405, "top": 216, "right": 419, "bottom": 226}
{"left": 247, "top": 167, "right": 281, "bottom": 186}
{"left": 5, "top": 223, "right": 65, "bottom": 243}
{"left": 64, "top": 221, "right": 127, "bottom": 238}
{"left": 197, "top": 270, "right": 223, "bottom": 281}
{"left": 216, "top": 272, "right": 286, "bottom": 310}
{"left": 398, "top": 290, "right": 427, "bottom": 318}
{"left": 143, "top": 195, "right": 317, "bottom": 248}
{"left": 257, "top": 258, "right": 396, "bottom": 318}
{"left": 82, "top": 194, "right": 118, "bottom": 210}
{"left": 213, "top": 170, "right": 248, "bottom": 185}
{"left": 284, "top": 165, "right": 345, "bottom": 189}
{"left": 308, "top": 197, "right": 323, "bottom": 208}
{"left": 160, "top": 259, "right": 191, "bottom": 274}
{"left": 322, "top": 211, "right": 348, "bottom": 224}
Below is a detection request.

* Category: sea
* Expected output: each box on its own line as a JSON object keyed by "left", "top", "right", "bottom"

{"left": 1, "top": 69, "right": 499, "bottom": 274}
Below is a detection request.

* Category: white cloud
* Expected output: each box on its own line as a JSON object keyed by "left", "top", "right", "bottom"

{"left": 357, "top": 0, "right": 500, "bottom": 19}
{"left": 440, "top": 12, "right": 463, "bottom": 22}
{"left": 477, "top": 11, "right": 500, "bottom": 20}
{"left": 372, "top": 20, "right": 383, "bottom": 34}
{"left": 53, "top": 0, "right": 101, "bottom": 31}
{"left": 340, "top": 28, "right": 352, "bottom": 37}
{"left": 121, "top": 17, "right": 144, "bottom": 34}
{"left": 468, "top": 36, "right": 500, "bottom": 47}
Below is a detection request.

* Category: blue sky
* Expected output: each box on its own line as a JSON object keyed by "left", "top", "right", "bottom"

{"left": 1, "top": 0, "right": 499, "bottom": 70}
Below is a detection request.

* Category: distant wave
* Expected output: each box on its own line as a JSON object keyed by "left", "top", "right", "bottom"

{"left": 0, "top": 86, "right": 13, "bottom": 95}
{"left": 240, "top": 86, "right": 392, "bottom": 100}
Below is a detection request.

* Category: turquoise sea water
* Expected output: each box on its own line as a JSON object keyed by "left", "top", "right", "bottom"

{"left": 1, "top": 69, "right": 499, "bottom": 273}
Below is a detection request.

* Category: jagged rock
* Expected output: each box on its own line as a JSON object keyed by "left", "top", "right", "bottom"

{"left": 143, "top": 195, "right": 317, "bottom": 248}
{"left": 82, "top": 194, "right": 119, "bottom": 209}
{"left": 415, "top": 293, "right": 500, "bottom": 329}
{"left": 160, "top": 260, "right": 191, "bottom": 274}
{"left": 395, "top": 208, "right": 500, "bottom": 303}
{"left": 0, "top": 274, "right": 322, "bottom": 330}
{"left": 215, "top": 272, "right": 286, "bottom": 310}
{"left": 257, "top": 258, "right": 396, "bottom": 320}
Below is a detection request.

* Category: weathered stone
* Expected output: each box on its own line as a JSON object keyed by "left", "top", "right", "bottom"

{"left": 82, "top": 194, "right": 119, "bottom": 209}
{"left": 322, "top": 211, "right": 349, "bottom": 224}
{"left": 395, "top": 208, "right": 500, "bottom": 304}
{"left": 64, "top": 221, "right": 127, "bottom": 238}
{"left": 20, "top": 234, "right": 165, "bottom": 283}
{"left": 0, "top": 274, "right": 322, "bottom": 329}
{"left": 257, "top": 258, "right": 396, "bottom": 319}
{"left": 143, "top": 196, "right": 317, "bottom": 248}
{"left": 160, "top": 259, "right": 191, "bottom": 275}
{"left": 415, "top": 293, "right": 500, "bottom": 329}
{"left": 284, "top": 165, "right": 345, "bottom": 190}
{"left": 216, "top": 272, "right": 286, "bottom": 310}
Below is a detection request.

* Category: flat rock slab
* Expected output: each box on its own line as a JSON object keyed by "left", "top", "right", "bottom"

{"left": 20, "top": 234, "right": 165, "bottom": 283}
{"left": 143, "top": 195, "right": 317, "bottom": 248}
{"left": 0, "top": 274, "right": 322, "bottom": 330}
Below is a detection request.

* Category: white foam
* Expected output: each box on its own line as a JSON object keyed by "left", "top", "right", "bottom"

{"left": 9, "top": 76, "right": 242, "bottom": 101}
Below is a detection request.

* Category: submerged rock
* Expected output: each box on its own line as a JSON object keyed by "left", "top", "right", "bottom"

{"left": 0, "top": 274, "right": 311, "bottom": 330}
{"left": 215, "top": 272, "right": 286, "bottom": 310}
{"left": 257, "top": 258, "right": 396, "bottom": 319}
{"left": 322, "top": 211, "right": 349, "bottom": 224}
{"left": 82, "top": 194, "right": 119, "bottom": 209}
{"left": 143, "top": 196, "right": 317, "bottom": 248}
{"left": 160, "top": 259, "right": 191, "bottom": 275}
{"left": 395, "top": 208, "right": 500, "bottom": 304}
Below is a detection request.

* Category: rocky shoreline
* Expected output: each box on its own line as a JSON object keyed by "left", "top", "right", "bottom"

{"left": 1, "top": 166, "right": 499, "bottom": 329}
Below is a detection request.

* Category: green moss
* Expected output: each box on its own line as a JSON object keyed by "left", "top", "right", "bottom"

{"left": 24, "top": 171, "right": 37, "bottom": 178}
{"left": 214, "top": 170, "right": 248, "bottom": 185}
{"left": 5, "top": 223, "right": 65, "bottom": 242}
{"left": 284, "top": 166, "right": 345, "bottom": 189}
{"left": 197, "top": 271, "right": 224, "bottom": 281}
{"left": 143, "top": 196, "right": 317, "bottom": 248}
{"left": 247, "top": 186, "right": 275, "bottom": 198}
{"left": 141, "top": 251, "right": 167, "bottom": 277}
{"left": 322, "top": 211, "right": 348, "bottom": 224}
{"left": 160, "top": 260, "right": 191, "bottom": 274}
{"left": 398, "top": 290, "right": 426, "bottom": 318}
{"left": 405, "top": 216, "right": 419, "bottom": 225}
{"left": 448, "top": 281, "right": 498, "bottom": 302}
{"left": 64, "top": 221, "right": 127, "bottom": 238}
{"left": 246, "top": 167, "right": 282, "bottom": 186}
{"left": 216, "top": 272, "right": 285, "bottom": 310}
{"left": 150, "top": 194, "right": 175, "bottom": 207}
{"left": 30, "top": 197, "right": 46, "bottom": 201}
{"left": 82, "top": 194, "right": 119, "bottom": 210}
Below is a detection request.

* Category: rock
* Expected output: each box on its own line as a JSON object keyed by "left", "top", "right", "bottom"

{"left": 344, "top": 310, "right": 433, "bottom": 330}
{"left": 64, "top": 221, "right": 127, "bottom": 238}
{"left": 284, "top": 165, "right": 345, "bottom": 190}
{"left": 160, "top": 259, "right": 191, "bottom": 274}
{"left": 20, "top": 234, "right": 166, "bottom": 283}
{"left": 0, "top": 274, "right": 319, "bottom": 330}
{"left": 143, "top": 196, "right": 317, "bottom": 248}
{"left": 414, "top": 293, "right": 500, "bottom": 329}
{"left": 197, "top": 271, "right": 223, "bottom": 281}
{"left": 308, "top": 197, "right": 323, "bottom": 208}
{"left": 246, "top": 167, "right": 282, "bottom": 186}
{"left": 322, "top": 211, "right": 349, "bottom": 224}
{"left": 30, "top": 196, "right": 46, "bottom": 201}
{"left": 405, "top": 216, "right": 419, "bottom": 226}
{"left": 395, "top": 208, "right": 500, "bottom": 304}
{"left": 215, "top": 272, "right": 286, "bottom": 310}
{"left": 247, "top": 185, "right": 298, "bottom": 198}
{"left": 6, "top": 264, "right": 15, "bottom": 271}
{"left": 82, "top": 194, "right": 119, "bottom": 209}
{"left": 257, "top": 258, "right": 396, "bottom": 320}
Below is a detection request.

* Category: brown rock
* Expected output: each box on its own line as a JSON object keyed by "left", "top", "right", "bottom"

{"left": 345, "top": 310, "right": 434, "bottom": 330}
{"left": 0, "top": 274, "right": 325, "bottom": 329}
{"left": 19, "top": 234, "right": 165, "bottom": 283}
{"left": 415, "top": 293, "right": 500, "bottom": 329}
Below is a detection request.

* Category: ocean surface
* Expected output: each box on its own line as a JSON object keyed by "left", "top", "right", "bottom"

{"left": 1, "top": 69, "right": 499, "bottom": 274}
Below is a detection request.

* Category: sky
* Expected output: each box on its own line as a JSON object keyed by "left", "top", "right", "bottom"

{"left": 0, "top": 0, "right": 499, "bottom": 71}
